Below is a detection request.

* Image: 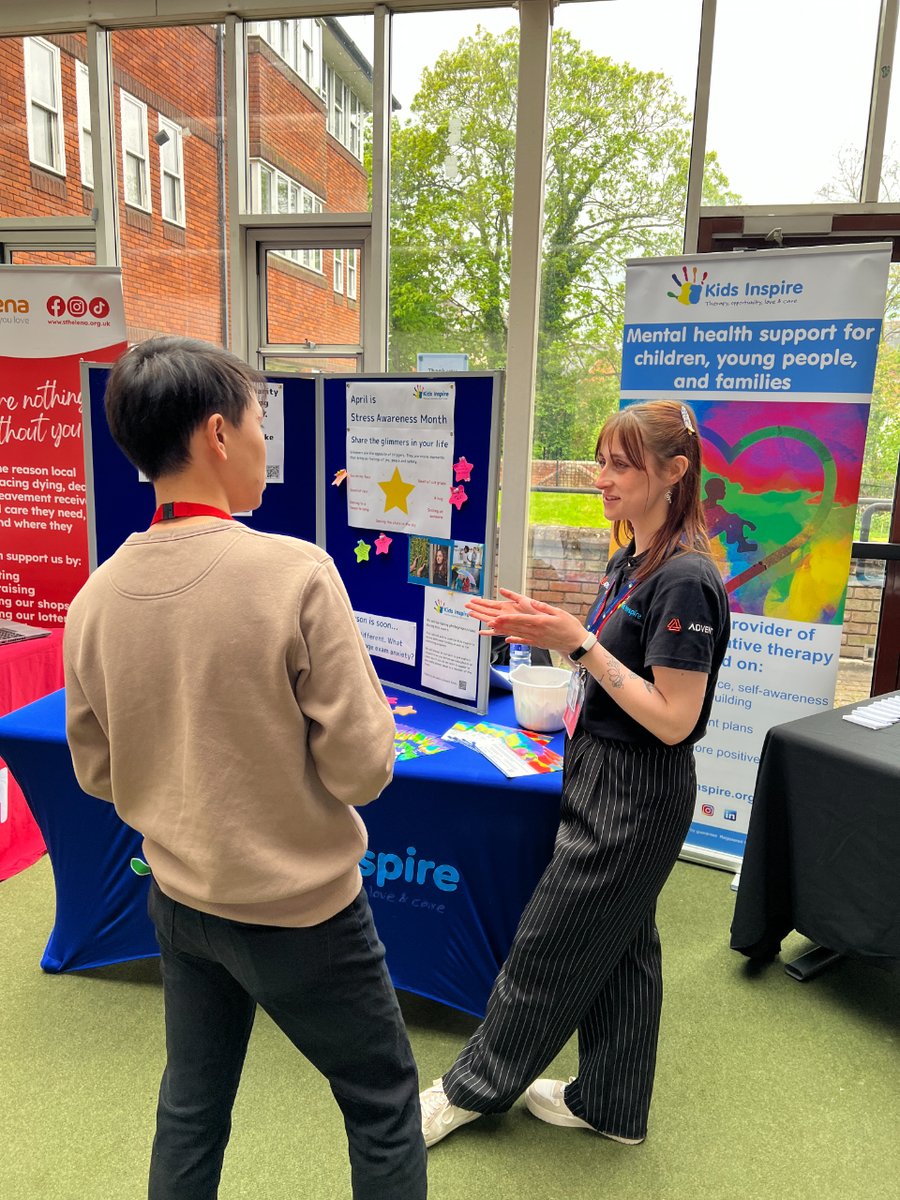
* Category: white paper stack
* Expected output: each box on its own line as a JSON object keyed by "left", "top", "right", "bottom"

{"left": 841, "top": 696, "right": 900, "bottom": 730}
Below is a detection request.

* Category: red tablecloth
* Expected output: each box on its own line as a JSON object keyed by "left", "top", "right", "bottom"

{"left": 0, "top": 629, "right": 64, "bottom": 879}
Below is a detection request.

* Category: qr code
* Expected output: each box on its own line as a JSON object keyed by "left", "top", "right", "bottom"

{"left": 458, "top": 679, "right": 467, "bottom": 690}
{"left": 266, "top": 465, "right": 281, "bottom": 481}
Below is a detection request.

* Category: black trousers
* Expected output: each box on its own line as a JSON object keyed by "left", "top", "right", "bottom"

{"left": 443, "top": 729, "right": 696, "bottom": 1141}
{"left": 146, "top": 883, "right": 426, "bottom": 1200}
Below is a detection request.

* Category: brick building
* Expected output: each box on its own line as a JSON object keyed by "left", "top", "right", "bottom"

{"left": 0, "top": 17, "right": 369, "bottom": 347}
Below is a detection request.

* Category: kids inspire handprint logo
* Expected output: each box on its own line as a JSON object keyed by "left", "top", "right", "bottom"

{"left": 667, "top": 265, "right": 709, "bottom": 306}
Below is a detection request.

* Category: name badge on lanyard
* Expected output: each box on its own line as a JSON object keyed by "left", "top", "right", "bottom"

{"left": 563, "top": 669, "right": 585, "bottom": 738}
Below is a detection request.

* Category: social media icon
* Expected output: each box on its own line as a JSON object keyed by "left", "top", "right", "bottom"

{"left": 67, "top": 296, "right": 88, "bottom": 317}
{"left": 89, "top": 296, "right": 110, "bottom": 318}
{"left": 701, "top": 803, "right": 714, "bottom": 817}
{"left": 724, "top": 809, "right": 737, "bottom": 822}
{"left": 46, "top": 295, "right": 65, "bottom": 317}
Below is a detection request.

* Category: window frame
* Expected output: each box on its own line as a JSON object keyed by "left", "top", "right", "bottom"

{"left": 333, "top": 246, "right": 344, "bottom": 293}
{"left": 250, "top": 158, "right": 325, "bottom": 274}
{"left": 157, "top": 115, "right": 185, "bottom": 227}
{"left": 75, "top": 60, "right": 92, "bottom": 188}
{"left": 120, "top": 91, "right": 151, "bottom": 212}
{"left": 346, "top": 248, "right": 357, "bottom": 300}
{"left": 23, "top": 36, "right": 66, "bottom": 176}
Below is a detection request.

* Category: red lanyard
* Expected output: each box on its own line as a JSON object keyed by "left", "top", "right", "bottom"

{"left": 588, "top": 578, "right": 637, "bottom": 638}
{"left": 150, "top": 502, "right": 235, "bottom": 525}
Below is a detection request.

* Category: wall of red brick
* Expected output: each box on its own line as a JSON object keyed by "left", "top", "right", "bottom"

{"left": 1, "top": 27, "right": 368, "bottom": 350}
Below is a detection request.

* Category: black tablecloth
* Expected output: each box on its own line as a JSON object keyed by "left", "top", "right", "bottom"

{"left": 730, "top": 692, "right": 900, "bottom": 967}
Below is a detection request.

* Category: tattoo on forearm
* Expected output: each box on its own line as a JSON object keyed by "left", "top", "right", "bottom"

{"left": 606, "top": 658, "right": 656, "bottom": 695}
{"left": 606, "top": 657, "right": 626, "bottom": 690}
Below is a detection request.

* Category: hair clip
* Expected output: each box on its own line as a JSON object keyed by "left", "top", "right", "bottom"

{"left": 680, "top": 404, "right": 695, "bottom": 434}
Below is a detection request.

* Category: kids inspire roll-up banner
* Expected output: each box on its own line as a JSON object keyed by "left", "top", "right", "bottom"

{"left": 621, "top": 243, "right": 891, "bottom": 868}
{"left": 0, "top": 267, "right": 126, "bottom": 626}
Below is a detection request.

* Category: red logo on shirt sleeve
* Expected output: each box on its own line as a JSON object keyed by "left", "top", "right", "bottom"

{"left": 667, "top": 617, "right": 682, "bottom": 632}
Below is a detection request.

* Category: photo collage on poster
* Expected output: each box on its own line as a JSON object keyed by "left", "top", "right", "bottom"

{"left": 407, "top": 536, "right": 485, "bottom": 595}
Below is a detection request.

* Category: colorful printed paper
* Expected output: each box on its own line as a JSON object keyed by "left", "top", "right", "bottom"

{"left": 443, "top": 720, "right": 564, "bottom": 776}
{"left": 394, "top": 723, "right": 454, "bottom": 761}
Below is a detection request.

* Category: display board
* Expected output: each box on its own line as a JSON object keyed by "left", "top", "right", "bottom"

{"left": 621, "top": 242, "right": 891, "bottom": 870}
{"left": 321, "top": 373, "right": 502, "bottom": 713}
{"left": 82, "top": 365, "right": 317, "bottom": 568}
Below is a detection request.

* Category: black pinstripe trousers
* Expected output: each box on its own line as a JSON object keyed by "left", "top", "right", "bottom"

{"left": 443, "top": 727, "right": 696, "bottom": 1141}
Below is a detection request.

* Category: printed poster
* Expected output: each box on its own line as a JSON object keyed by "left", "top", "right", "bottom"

{"left": 622, "top": 243, "right": 891, "bottom": 865}
{"left": 421, "top": 586, "right": 480, "bottom": 702}
{"left": 0, "top": 267, "right": 127, "bottom": 627}
{"left": 346, "top": 380, "right": 455, "bottom": 540}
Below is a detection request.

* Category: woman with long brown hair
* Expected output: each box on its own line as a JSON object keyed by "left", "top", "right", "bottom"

{"left": 421, "top": 400, "right": 730, "bottom": 1148}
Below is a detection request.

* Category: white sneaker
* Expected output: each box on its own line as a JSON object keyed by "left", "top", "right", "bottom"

{"left": 525, "top": 1078, "right": 644, "bottom": 1144}
{"left": 420, "top": 1079, "right": 482, "bottom": 1148}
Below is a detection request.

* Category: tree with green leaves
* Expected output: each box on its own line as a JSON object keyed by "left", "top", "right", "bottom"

{"left": 389, "top": 27, "right": 737, "bottom": 459}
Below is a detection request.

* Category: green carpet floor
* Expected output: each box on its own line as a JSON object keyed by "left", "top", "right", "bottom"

{"left": 2, "top": 856, "right": 897, "bottom": 1200}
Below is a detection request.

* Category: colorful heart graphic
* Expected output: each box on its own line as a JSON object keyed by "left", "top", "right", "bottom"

{"left": 701, "top": 425, "right": 837, "bottom": 595}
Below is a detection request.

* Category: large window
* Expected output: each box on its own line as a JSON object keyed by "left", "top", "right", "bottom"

{"left": 703, "top": 0, "right": 881, "bottom": 205}
{"left": 525, "top": 0, "right": 704, "bottom": 606}
{"left": 254, "top": 17, "right": 322, "bottom": 92}
{"left": 24, "top": 37, "right": 65, "bottom": 175}
{"left": 388, "top": 7, "right": 519, "bottom": 372}
{"left": 157, "top": 116, "right": 185, "bottom": 226}
{"left": 246, "top": 15, "right": 373, "bottom": 217}
{"left": 121, "top": 92, "right": 150, "bottom": 210}
{"left": 252, "top": 159, "right": 325, "bottom": 273}
{"left": 325, "top": 65, "right": 363, "bottom": 159}
{"left": 110, "top": 25, "right": 228, "bottom": 345}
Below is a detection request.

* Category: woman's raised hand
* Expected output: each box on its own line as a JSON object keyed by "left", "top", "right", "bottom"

{"left": 465, "top": 588, "right": 585, "bottom": 654}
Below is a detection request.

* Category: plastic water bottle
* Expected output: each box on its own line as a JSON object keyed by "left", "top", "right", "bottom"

{"left": 509, "top": 643, "right": 532, "bottom": 674}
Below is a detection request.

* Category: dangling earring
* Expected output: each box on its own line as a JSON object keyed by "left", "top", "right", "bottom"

{"left": 665, "top": 488, "right": 673, "bottom": 504}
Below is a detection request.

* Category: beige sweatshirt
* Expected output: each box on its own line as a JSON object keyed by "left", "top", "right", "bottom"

{"left": 64, "top": 521, "right": 396, "bottom": 926}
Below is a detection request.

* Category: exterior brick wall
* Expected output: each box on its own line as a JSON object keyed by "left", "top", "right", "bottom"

{"left": 841, "top": 583, "right": 882, "bottom": 659}
{"left": 0, "top": 26, "right": 367, "bottom": 350}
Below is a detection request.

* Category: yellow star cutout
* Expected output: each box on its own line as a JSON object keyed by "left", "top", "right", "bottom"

{"left": 378, "top": 467, "right": 415, "bottom": 514}
{"left": 394, "top": 704, "right": 417, "bottom": 716}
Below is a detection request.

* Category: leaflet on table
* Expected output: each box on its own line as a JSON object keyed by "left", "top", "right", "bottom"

{"left": 393, "top": 723, "right": 454, "bottom": 761}
{"left": 443, "top": 720, "right": 564, "bottom": 777}
{"left": 345, "top": 381, "right": 455, "bottom": 540}
{"left": 420, "top": 586, "right": 480, "bottom": 702}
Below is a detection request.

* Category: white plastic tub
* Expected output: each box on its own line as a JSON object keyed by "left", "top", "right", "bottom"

{"left": 509, "top": 665, "right": 571, "bottom": 733}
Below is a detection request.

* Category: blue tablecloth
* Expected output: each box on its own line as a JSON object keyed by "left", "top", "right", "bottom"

{"left": 0, "top": 689, "right": 564, "bottom": 1016}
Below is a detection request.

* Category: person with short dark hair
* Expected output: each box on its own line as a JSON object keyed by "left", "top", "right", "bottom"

{"left": 64, "top": 336, "right": 427, "bottom": 1200}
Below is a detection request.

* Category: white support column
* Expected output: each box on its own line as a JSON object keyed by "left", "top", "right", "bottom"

{"left": 366, "top": 4, "right": 391, "bottom": 372}
{"left": 86, "top": 23, "right": 118, "bottom": 268}
{"left": 497, "top": 0, "right": 553, "bottom": 594}
{"left": 226, "top": 15, "right": 250, "bottom": 361}
{"left": 683, "top": 0, "right": 716, "bottom": 254}
{"left": 862, "top": 0, "right": 899, "bottom": 203}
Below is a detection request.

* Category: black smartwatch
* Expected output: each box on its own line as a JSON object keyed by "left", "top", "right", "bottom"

{"left": 569, "top": 631, "right": 597, "bottom": 662}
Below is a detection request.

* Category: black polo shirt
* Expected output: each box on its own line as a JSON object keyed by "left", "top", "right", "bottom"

{"left": 580, "top": 544, "right": 730, "bottom": 747}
